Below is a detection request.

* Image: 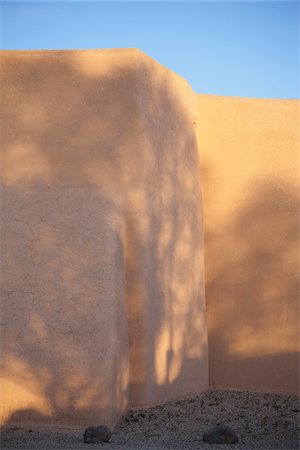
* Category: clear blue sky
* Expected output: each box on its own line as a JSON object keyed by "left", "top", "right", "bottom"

{"left": 1, "top": 1, "right": 299, "bottom": 98}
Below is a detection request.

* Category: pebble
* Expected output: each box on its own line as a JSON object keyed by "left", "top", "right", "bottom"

{"left": 83, "top": 425, "right": 112, "bottom": 443}
{"left": 203, "top": 425, "right": 238, "bottom": 444}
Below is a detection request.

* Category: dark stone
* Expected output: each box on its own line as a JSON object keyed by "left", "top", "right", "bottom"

{"left": 203, "top": 426, "right": 238, "bottom": 444}
{"left": 83, "top": 425, "right": 112, "bottom": 444}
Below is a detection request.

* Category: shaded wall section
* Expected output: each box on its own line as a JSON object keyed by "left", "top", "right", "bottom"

{"left": 198, "top": 95, "right": 300, "bottom": 394}
{"left": 0, "top": 49, "right": 208, "bottom": 426}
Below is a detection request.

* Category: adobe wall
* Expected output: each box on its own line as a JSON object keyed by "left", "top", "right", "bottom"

{"left": 1, "top": 48, "right": 298, "bottom": 427}
{"left": 0, "top": 49, "right": 208, "bottom": 426}
{"left": 198, "top": 95, "right": 300, "bottom": 394}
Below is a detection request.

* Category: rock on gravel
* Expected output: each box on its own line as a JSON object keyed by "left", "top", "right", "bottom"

{"left": 83, "top": 424, "right": 112, "bottom": 443}
{"left": 203, "top": 425, "right": 238, "bottom": 444}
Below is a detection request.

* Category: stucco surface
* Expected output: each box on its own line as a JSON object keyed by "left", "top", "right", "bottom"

{"left": 198, "top": 94, "right": 300, "bottom": 394}
{"left": 0, "top": 49, "right": 208, "bottom": 426}
{"left": 1, "top": 48, "right": 298, "bottom": 427}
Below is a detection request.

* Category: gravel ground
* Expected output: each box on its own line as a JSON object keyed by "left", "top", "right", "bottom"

{"left": 1, "top": 389, "right": 299, "bottom": 450}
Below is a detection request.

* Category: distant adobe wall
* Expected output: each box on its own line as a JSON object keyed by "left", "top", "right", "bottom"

{"left": 198, "top": 95, "right": 300, "bottom": 394}
{"left": 0, "top": 49, "right": 208, "bottom": 426}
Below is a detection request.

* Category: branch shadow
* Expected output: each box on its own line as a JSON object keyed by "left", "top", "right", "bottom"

{"left": 202, "top": 172, "right": 300, "bottom": 393}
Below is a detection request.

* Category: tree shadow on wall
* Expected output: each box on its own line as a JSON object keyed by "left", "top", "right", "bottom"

{"left": 203, "top": 175, "right": 300, "bottom": 394}
{"left": 1, "top": 51, "right": 207, "bottom": 426}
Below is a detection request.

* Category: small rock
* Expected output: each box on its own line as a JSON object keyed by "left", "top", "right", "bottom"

{"left": 203, "top": 426, "right": 238, "bottom": 444}
{"left": 83, "top": 425, "right": 112, "bottom": 444}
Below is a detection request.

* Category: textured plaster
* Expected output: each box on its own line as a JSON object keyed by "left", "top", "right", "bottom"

{"left": 0, "top": 49, "right": 208, "bottom": 426}
{"left": 1, "top": 188, "right": 127, "bottom": 426}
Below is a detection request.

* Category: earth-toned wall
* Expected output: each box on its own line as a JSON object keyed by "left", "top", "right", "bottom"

{"left": 198, "top": 95, "right": 300, "bottom": 394}
{"left": 1, "top": 49, "right": 298, "bottom": 427}
{"left": 0, "top": 49, "right": 208, "bottom": 426}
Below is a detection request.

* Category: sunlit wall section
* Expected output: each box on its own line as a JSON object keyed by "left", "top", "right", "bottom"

{"left": 198, "top": 94, "right": 300, "bottom": 394}
{"left": 0, "top": 49, "right": 208, "bottom": 426}
{"left": 0, "top": 49, "right": 137, "bottom": 426}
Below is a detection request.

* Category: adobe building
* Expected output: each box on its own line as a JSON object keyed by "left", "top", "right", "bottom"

{"left": 0, "top": 49, "right": 299, "bottom": 427}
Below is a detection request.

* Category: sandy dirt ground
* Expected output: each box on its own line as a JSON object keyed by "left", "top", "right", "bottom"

{"left": 1, "top": 389, "right": 299, "bottom": 449}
